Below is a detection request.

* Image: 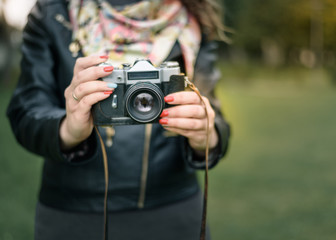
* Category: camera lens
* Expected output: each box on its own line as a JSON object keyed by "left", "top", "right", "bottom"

{"left": 125, "top": 82, "right": 165, "bottom": 123}
{"left": 134, "top": 93, "right": 154, "bottom": 113}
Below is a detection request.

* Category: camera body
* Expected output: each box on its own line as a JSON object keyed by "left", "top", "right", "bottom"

{"left": 92, "top": 59, "right": 185, "bottom": 126}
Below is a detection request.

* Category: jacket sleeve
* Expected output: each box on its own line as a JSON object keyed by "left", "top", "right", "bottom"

{"left": 6, "top": 1, "right": 97, "bottom": 163}
{"left": 184, "top": 38, "right": 231, "bottom": 169}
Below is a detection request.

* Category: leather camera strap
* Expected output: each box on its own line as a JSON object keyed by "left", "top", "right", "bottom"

{"left": 184, "top": 77, "right": 210, "bottom": 240}
{"left": 95, "top": 126, "right": 109, "bottom": 240}
{"left": 95, "top": 77, "right": 210, "bottom": 240}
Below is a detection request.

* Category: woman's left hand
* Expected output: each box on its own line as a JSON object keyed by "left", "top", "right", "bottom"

{"left": 159, "top": 91, "right": 218, "bottom": 152}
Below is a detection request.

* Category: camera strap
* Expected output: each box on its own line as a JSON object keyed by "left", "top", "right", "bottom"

{"left": 94, "top": 77, "right": 210, "bottom": 240}
{"left": 184, "top": 77, "right": 210, "bottom": 240}
{"left": 94, "top": 126, "right": 109, "bottom": 240}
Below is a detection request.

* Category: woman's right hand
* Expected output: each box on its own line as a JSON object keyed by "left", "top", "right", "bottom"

{"left": 59, "top": 55, "right": 116, "bottom": 150}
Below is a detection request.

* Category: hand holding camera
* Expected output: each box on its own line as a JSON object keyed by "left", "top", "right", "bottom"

{"left": 59, "top": 55, "right": 116, "bottom": 150}
{"left": 160, "top": 91, "right": 219, "bottom": 152}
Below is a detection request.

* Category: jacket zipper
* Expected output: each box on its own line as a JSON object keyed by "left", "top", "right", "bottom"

{"left": 137, "top": 124, "right": 152, "bottom": 209}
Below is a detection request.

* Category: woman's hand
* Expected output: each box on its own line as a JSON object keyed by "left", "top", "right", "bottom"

{"left": 159, "top": 91, "right": 218, "bottom": 153}
{"left": 59, "top": 55, "right": 116, "bottom": 150}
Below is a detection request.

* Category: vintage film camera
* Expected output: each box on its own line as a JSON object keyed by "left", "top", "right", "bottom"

{"left": 92, "top": 59, "right": 186, "bottom": 125}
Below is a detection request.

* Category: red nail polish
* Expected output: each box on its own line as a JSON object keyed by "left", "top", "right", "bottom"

{"left": 100, "top": 55, "right": 109, "bottom": 59}
{"left": 164, "top": 96, "right": 174, "bottom": 103}
{"left": 104, "top": 66, "right": 114, "bottom": 72}
{"left": 160, "top": 110, "right": 169, "bottom": 117}
{"left": 159, "top": 119, "right": 168, "bottom": 125}
{"left": 104, "top": 90, "right": 113, "bottom": 94}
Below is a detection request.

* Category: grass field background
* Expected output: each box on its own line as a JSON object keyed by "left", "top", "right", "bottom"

{"left": 1, "top": 63, "right": 336, "bottom": 239}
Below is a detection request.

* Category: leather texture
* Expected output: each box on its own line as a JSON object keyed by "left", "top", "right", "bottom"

{"left": 7, "top": 0, "right": 230, "bottom": 212}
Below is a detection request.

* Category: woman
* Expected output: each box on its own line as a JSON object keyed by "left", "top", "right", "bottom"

{"left": 7, "top": 0, "right": 230, "bottom": 239}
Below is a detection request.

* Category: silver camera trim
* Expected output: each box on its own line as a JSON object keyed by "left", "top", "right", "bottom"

{"left": 100, "top": 59, "right": 180, "bottom": 84}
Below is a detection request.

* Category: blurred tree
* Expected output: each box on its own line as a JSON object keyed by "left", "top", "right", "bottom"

{"left": 233, "top": 0, "right": 311, "bottom": 64}
{"left": 323, "top": 0, "right": 336, "bottom": 66}
{"left": 222, "top": 0, "right": 336, "bottom": 68}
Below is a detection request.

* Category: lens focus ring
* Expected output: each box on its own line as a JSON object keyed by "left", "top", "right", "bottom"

{"left": 124, "top": 82, "right": 165, "bottom": 123}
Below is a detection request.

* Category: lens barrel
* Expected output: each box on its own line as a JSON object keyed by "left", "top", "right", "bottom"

{"left": 124, "top": 82, "right": 165, "bottom": 123}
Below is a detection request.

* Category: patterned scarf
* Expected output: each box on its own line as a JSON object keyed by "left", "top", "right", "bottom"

{"left": 68, "top": 0, "right": 201, "bottom": 79}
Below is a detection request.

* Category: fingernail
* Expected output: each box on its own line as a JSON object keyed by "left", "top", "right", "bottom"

{"left": 159, "top": 119, "right": 168, "bottom": 125}
{"left": 160, "top": 110, "right": 169, "bottom": 117}
{"left": 100, "top": 55, "right": 109, "bottom": 59}
{"left": 104, "top": 66, "right": 114, "bottom": 72}
{"left": 107, "top": 83, "right": 118, "bottom": 89}
{"left": 104, "top": 90, "right": 113, "bottom": 95}
{"left": 164, "top": 96, "right": 174, "bottom": 103}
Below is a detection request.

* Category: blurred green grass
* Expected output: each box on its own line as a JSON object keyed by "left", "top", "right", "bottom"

{"left": 0, "top": 88, "right": 42, "bottom": 239}
{"left": 209, "top": 64, "right": 336, "bottom": 240}
{"left": 1, "top": 64, "right": 336, "bottom": 239}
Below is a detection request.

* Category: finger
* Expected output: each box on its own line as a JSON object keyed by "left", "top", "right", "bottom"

{"left": 160, "top": 105, "right": 206, "bottom": 119}
{"left": 165, "top": 94, "right": 216, "bottom": 123}
{"left": 72, "top": 64, "right": 114, "bottom": 86}
{"left": 74, "top": 55, "right": 108, "bottom": 76}
{"left": 159, "top": 117, "right": 206, "bottom": 131}
{"left": 73, "top": 81, "right": 117, "bottom": 102}
{"left": 70, "top": 91, "right": 112, "bottom": 116}
{"left": 162, "top": 127, "right": 207, "bottom": 139}
{"left": 164, "top": 91, "right": 202, "bottom": 105}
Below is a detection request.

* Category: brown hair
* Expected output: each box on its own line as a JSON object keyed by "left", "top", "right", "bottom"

{"left": 180, "top": 0, "right": 231, "bottom": 42}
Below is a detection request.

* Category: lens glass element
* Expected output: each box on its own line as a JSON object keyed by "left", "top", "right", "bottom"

{"left": 125, "top": 82, "right": 165, "bottom": 123}
{"left": 133, "top": 93, "right": 154, "bottom": 113}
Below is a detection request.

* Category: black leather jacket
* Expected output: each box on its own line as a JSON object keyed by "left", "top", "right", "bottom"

{"left": 7, "top": 0, "right": 230, "bottom": 212}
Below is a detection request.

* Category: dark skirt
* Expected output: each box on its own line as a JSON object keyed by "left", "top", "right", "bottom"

{"left": 35, "top": 191, "right": 211, "bottom": 240}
